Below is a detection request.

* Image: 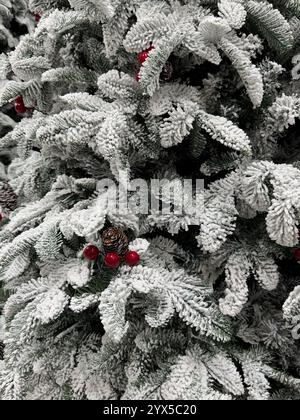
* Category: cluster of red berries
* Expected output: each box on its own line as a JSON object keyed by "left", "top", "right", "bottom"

{"left": 136, "top": 45, "right": 154, "bottom": 82}
{"left": 83, "top": 245, "right": 140, "bottom": 269}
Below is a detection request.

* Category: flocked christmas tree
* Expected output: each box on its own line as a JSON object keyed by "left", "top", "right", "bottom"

{"left": 0, "top": 0, "right": 300, "bottom": 400}
{"left": 0, "top": 0, "right": 32, "bottom": 364}
{"left": 0, "top": 0, "right": 33, "bottom": 132}
{"left": 0, "top": 0, "right": 33, "bottom": 179}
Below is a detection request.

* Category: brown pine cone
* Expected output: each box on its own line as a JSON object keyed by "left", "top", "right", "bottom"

{"left": 102, "top": 227, "right": 129, "bottom": 257}
{"left": 0, "top": 181, "right": 18, "bottom": 213}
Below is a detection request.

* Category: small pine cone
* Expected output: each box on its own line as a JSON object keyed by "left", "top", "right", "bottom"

{"left": 0, "top": 181, "right": 18, "bottom": 213}
{"left": 102, "top": 227, "right": 129, "bottom": 257}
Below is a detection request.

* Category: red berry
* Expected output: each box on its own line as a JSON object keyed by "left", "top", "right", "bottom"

{"left": 125, "top": 251, "right": 140, "bottom": 266}
{"left": 135, "top": 73, "right": 141, "bottom": 82}
{"left": 83, "top": 245, "right": 100, "bottom": 261}
{"left": 138, "top": 51, "right": 149, "bottom": 64}
{"left": 34, "top": 13, "right": 41, "bottom": 22}
{"left": 104, "top": 252, "right": 121, "bottom": 269}
{"left": 294, "top": 249, "right": 300, "bottom": 262}
{"left": 14, "top": 96, "right": 27, "bottom": 114}
{"left": 138, "top": 46, "right": 154, "bottom": 65}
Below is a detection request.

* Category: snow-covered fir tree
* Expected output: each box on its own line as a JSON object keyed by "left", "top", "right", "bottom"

{"left": 0, "top": 0, "right": 33, "bottom": 127}
{"left": 0, "top": 0, "right": 33, "bottom": 184}
{"left": 0, "top": 0, "right": 300, "bottom": 400}
{"left": 0, "top": 0, "right": 33, "bottom": 50}
{"left": 0, "top": 0, "right": 32, "bottom": 366}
